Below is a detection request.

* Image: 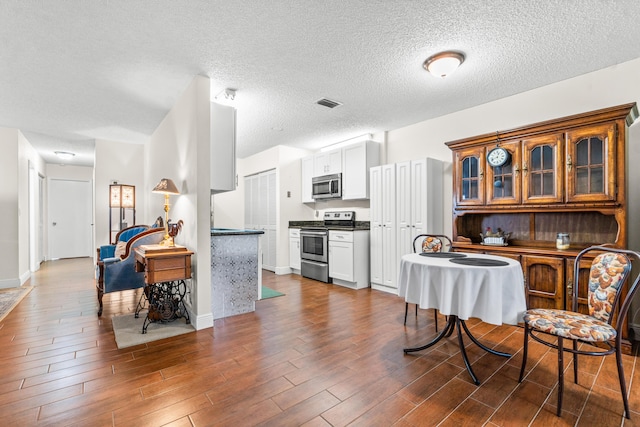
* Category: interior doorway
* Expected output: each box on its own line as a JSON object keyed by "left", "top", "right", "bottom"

{"left": 48, "top": 178, "right": 93, "bottom": 259}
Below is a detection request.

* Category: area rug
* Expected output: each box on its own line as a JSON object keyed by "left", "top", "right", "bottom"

{"left": 111, "top": 313, "right": 195, "bottom": 349}
{"left": 0, "top": 286, "right": 33, "bottom": 322}
{"left": 261, "top": 285, "right": 285, "bottom": 299}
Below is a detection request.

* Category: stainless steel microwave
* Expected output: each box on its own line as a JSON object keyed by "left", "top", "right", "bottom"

{"left": 312, "top": 173, "right": 342, "bottom": 200}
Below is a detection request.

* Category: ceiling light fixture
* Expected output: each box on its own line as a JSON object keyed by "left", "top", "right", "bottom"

{"left": 423, "top": 51, "right": 465, "bottom": 78}
{"left": 54, "top": 151, "right": 75, "bottom": 160}
{"left": 214, "top": 88, "right": 236, "bottom": 103}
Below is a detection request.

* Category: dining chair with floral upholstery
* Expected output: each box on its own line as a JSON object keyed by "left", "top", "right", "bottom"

{"left": 405, "top": 234, "right": 453, "bottom": 330}
{"left": 518, "top": 245, "right": 640, "bottom": 419}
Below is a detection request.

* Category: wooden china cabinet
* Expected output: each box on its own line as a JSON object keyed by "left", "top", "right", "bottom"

{"left": 446, "top": 103, "right": 638, "bottom": 353}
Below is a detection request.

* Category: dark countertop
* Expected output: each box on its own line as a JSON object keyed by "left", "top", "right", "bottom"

{"left": 288, "top": 221, "right": 370, "bottom": 231}
{"left": 211, "top": 228, "right": 265, "bottom": 236}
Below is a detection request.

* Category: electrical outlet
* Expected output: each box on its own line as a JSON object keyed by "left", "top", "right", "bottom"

{"left": 287, "top": 191, "right": 291, "bottom": 198}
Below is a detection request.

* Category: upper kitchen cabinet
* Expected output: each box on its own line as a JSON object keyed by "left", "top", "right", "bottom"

{"left": 300, "top": 140, "right": 380, "bottom": 202}
{"left": 314, "top": 148, "right": 342, "bottom": 176}
{"left": 210, "top": 102, "right": 237, "bottom": 193}
{"left": 342, "top": 141, "right": 380, "bottom": 200}
{"left": 300, "top": 156, "right": 314, "bottom": 203}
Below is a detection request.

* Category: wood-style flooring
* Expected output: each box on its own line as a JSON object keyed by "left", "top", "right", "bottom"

{"left": 0, "top": 258, "right": 638, "bottom": 426}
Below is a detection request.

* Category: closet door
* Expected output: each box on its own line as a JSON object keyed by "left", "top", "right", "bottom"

{"left": 245, "top": 170, "right": 277, "bottom": 272}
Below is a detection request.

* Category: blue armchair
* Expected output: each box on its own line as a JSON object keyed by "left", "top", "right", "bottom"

{"left": 97, "top": 225, "right": 150, "bottom": 261}
{"left": 96, "top": 228, "right": 165, "bottom": 316}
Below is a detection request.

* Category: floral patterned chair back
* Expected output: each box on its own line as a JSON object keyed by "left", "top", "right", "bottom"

{"left": 412, "top": 234, "right": 452, "bottom": 254}
{"left": 587, "top": 252, "right": 632, "bottom": 324}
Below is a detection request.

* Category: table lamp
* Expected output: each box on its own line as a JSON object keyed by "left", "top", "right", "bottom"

{"left": 152, "top": 178, "right": 180, "bottom": 246}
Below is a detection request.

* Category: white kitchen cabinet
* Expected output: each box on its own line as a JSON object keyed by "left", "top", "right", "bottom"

{"left": 396, "top": 158, "right": 443, "bottom": 260}
{"left": 300, "top": 141, "right": 379, "bottom": 202}
{"left": 370, "top": 159, "right": 442, "bottom": 294}
{"left": 370, "top": 164, "right": 397, "bottom": 293}
{"left": 313, "top": 148, "right": 342, "bottom": 176}
{"left": 329, "top": 230, "right": 369, "bottom": 289}
{"left": 301, "top": 155, "right": 314, "bottom": 203}
{"left": 289, "top": 228, "right": 301, "bottom": 273}
{"left": 210, "top": 102, "right": 237, "bottom": 193}
{"left": 342, "top": 140, "right": 380, "bottom": 200}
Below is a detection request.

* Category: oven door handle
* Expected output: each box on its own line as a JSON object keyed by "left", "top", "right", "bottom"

{"left": 301, "top": 259, "right": 328, "bottom": 267}
{"left": 300, "top": 231, "right": 328, "bottom": 236}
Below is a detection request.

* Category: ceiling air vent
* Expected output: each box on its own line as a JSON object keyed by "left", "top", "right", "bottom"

{"left": 316, "top": 98, "right": 342, "bottom": 109}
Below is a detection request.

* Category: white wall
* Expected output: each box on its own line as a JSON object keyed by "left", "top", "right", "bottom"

{"left": 0, "top": 129, "right": 20, "bottom": 287}
{"left": 94, "top": 139, "right": 145, "bottom": 250}
{"left": 18, "top": 132, "right": 46, "bottom": 283}
{"left": 145, "top": 75, "right": 212, "bottom": 330}
{"left": 0, "top": 128, "right": 46, "bottom": 288}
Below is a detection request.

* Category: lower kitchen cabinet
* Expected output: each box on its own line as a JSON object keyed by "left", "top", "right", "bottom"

{"left": 329, "top": 230, "right": 369, "bottom": 289}
{"left": 289, "top": 228, "right": 300, "bottom": 273}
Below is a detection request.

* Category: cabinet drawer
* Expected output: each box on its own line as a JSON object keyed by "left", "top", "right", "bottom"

{"left": 329, "top": 230, "right": 353, "bottom": 242}
{"left": 289, "top": 228, "right": 300, "bottom": 238}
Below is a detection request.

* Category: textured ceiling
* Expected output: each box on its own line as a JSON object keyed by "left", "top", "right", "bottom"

{"left": 2, "top": 1, "right": 640, "bottom": 167}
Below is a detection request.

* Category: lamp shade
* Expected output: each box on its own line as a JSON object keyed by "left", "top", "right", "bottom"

{"left": 152, "top": 178, "right": 180, "bottom": 195}
{"left": 109, "top": 184, "right": 135, "bottom": 208}
{"left": 423, "top": 51, "right": 465, "bottom": 78}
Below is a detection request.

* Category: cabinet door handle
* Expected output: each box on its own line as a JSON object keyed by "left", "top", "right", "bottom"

{"left": 567, "top": 154, "right": 573, "bottom": 172}
{"left": 479, "top": 167, "right": 483, "bottom": 181}
{"left": 514, "top": 163, "right": 520, "bottom": 176}
{"left": 522, "top": 161, "right": 528, "bottom": 177}
{"left": 567, "top": 278, "right": 573, "bottom": 295}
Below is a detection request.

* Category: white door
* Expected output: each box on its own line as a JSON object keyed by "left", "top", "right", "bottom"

{"left": 369, "top": 166, "right": 383, "bottom": 285}
{"left": 396, "top": 161, "right": 412, "bottom": 258}
{"left": 381, "top": 164, "right": 397, "bottom": 289}
{"left": 265, "top": 170, "right": 277, "bottom": 270}
{"left": 49, "top": 179, "right": 93, "bottom": 259}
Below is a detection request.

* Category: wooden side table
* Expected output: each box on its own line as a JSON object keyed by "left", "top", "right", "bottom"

{"left": 134, "top": 244, "right": 194, "bottom": 333}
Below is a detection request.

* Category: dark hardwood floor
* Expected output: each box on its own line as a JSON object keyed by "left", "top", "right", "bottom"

{"left": 1, "top": 258, "right": 638, "bottom": 426}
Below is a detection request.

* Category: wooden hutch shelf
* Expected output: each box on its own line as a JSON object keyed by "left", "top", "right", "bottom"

{"left": 446, "top": 103, "right": 638, "bottom": 353}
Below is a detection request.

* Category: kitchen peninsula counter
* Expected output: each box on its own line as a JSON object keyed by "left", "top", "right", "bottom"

{"left": 210, "top": 228, "right": 264, "bottom": 320}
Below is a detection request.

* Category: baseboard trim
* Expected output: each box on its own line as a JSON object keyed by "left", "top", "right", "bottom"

{"left": 0, "top": 278, "right": 20, "bottom": 289}
{"left": 274, "top": 266, "right": 293, "bottom": 275}
{"left": 20, "top": 270, "right": 31, "bottom": 285}
{"left": 190, "top": 311, "right": 213, "bottom": 330}
{"left": 371, "top": 283, "right": 399, "bottom": 295}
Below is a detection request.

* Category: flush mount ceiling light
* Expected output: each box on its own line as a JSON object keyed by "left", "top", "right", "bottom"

{"left": 54, "top": 151, "right": 75, "bottom": 160}
{"left": 214, "top": 88, "right": 236, "bottom": 102}
{"left": 423, "top": 51, "right": 465, "bottom": 78}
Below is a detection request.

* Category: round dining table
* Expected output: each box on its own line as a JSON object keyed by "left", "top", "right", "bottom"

{"left": 398, "top": 252, "right": 527, "bottom": 384}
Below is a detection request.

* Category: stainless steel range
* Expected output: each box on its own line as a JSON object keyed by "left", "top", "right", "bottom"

{"left": 300, "top": 211, "right": 355, "bottom": 283}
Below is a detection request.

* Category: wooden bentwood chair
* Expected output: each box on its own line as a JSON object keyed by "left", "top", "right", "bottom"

{"left": 405, "top": 234, "right": 453, "bottom": 330}
{"left": 519, "top": 246, "right": 640, "bottom": 419}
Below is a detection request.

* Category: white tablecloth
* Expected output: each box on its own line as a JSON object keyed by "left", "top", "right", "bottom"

{"left": 398, "top": 252, "right": 526, "bottom": 326}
